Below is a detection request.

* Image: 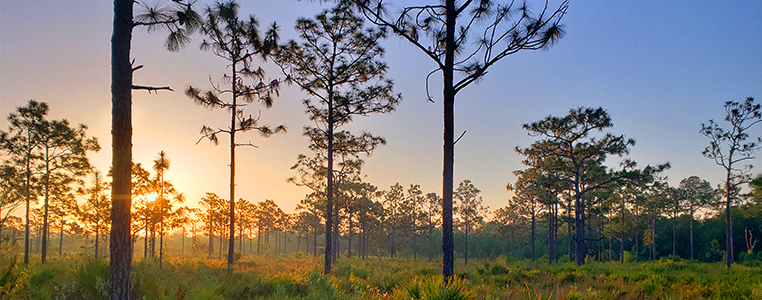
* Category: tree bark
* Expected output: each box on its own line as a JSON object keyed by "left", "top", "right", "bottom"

{"left": 574, "top": 193, "right": 586, "bottom": 265}
{"left": 95, "top": 227, "right": 100, "bottom": 260}
{"left": 621, "top": 194, "right": 625, "bottom": 263}
{"left": 531, "top": 212, "right": 535, "bottom": 261}
{"left": 725, "top": 168, "right": 732, "bottom": 267}
{"left": 110, "top": 0, "right": 134, "bottom": 298}
{"left": 441, "top": 0, "right": 456, "bottom": 283}
{"left": 59, "top": 219, "right": 64, "bottom": 257}
{"left": 227, "top": 63, "right": 237, "bottom": 269}
{"left": 324, "top": 78, "right": 335, "bottom": 274}
{"left": 672, "top": 206, "right": 677, "bottom": 257}
{"left": 689, "top": 210, "right": 695, "bottom": 260}
{"left": 41, "top": 149, "right": 50, "bottom": 263}
{"left": 24, "top": 128, "right": 32, "bottom": 265}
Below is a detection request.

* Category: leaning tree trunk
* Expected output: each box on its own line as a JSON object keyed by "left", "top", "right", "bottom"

{"left": 110, "top": 0, "right": 134, "bottom": 298}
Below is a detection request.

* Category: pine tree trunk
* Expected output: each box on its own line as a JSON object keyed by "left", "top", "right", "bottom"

{"left": 621, "top": 195, "right": 625, "bottom": 263}
{"left": 566, "top": 195, "right": 574, "bottom": 261}
{"left": 531, "top": 213, "right": 535, "bottom": 261}
{"left": 651, "top": 218, "right": 656, "bottom": 260}
{"left": 465, "top": 221, "right": 469, "bottom": 264}
{"left": 150, "top": 221, "right": 155, "bottom": 259}
{"left": 41, "top": 149, "right": 50, "bottom": 264}
{"left": 159, "top": 232, "right": 164, "bottom": 267}
{"left": 333, "top": 205, "right": 339, "bottom": 262}
{"left": 144, "top": 223, "right": 149, "bottom": 260}
{"left": 110, "top": 0, "right": 134, "bottom": 297}
{"left": 324, "top": 84, "right": 335, "bottom": 274}
{"left": 24, "top": 129, "right": 32, "bottom": 265}
{"left": 689, "top": 211, "right": 695, "bottom": 260}
{"left": 725, "top": 165, "right": 732, "bottom": 267}
{"left": 348, "top": 209, "right": 352, "bottom": 258}
{"left": 59, "top": 220, "right": 64, "bottom": 257}
{"left": 208, "top": 230, "right": 214, "bottom": 258}
{"left": 227, "top": 64, "right": 238, "bottom": 269}
{"left": 441, "top": 0, "right": 456, "bottom": 282}
{"left": 673, "top": 207, "right": 677, "bottom": 257}
{"left": 390, "top": 224, "right": 395, "bottom": 258}
{"left": 574, "top": 192, "right": 586, "bottom": 265}
{"left": 95, "top": 227, "right": 100, "bottom": 260}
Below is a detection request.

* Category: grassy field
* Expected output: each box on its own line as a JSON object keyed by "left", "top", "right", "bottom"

{"left": 2, "top": 252, "right": 762, "bottom": 300}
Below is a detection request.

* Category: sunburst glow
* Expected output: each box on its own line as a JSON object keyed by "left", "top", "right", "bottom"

{"left": 145, "top": 193, "right": 158, "bottom": 202}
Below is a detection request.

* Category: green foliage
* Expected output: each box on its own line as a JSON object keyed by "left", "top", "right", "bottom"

{"left": 2, "top": 255, "right": 762, "bottom": 299}
{"left": 70, "top": 258, "right": 109, "bottom": 299}
{"left": 395, "top": 276, "right": 472, "bottom": 300}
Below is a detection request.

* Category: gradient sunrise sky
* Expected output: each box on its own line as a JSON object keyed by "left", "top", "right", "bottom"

{"left": 2, "top": 0, "right": 761, "bottom": 214}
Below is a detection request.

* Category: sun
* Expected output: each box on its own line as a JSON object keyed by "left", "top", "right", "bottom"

{"left": 145, "top": 193, "right": 158, "bottom": 202}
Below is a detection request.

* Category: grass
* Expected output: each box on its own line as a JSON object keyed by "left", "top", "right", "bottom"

{"left": 1, "top": 251, "right": 762, "bottom": 300}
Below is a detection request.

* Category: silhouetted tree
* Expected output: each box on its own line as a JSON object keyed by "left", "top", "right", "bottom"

{"left": 454, "top": 180, "right": 487, "bottom": 264}
{"left": 423, "top": 192, "right": 442, "bottom": 261}
{"left": 383, "top": 183, "right": 406, "bottom": 258}
{"left": 37, "top": 119, "right": 99, "bottom": 263}
{"left": 1, "top": 100, "right": 47, "bottom": 264}
{"left": 517, "top": 107, "right": 668, "bottom": 265}
{"left": 342, "top": 0, "right": 568, "bottom": 280}
{"left": 275, "top": 4, "right": 400, "bottom": 274}
{"left": 678, "top": 176, "right": 717, "bottom": 259}
{"left": 185, "top": 0, "right": 284, "bottom": 269}
{"left": 110, "top": 0, "right": 199, "bottom": 297}
{"left": 0, "top": 165, "right": 24, "bottom": 231}
{"left": 79, "top": 169, "right": 111, "bottom": 260}
{"left": 701, "top": 97, "right": 761, "bottom": 267}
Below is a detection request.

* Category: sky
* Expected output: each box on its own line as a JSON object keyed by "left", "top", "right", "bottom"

{"left": 2, "top": 0, "right": 762, "bottom": 215}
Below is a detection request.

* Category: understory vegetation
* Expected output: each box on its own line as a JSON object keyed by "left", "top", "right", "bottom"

{"left": 2, "top": 253, "right": 762, "bottom": 300}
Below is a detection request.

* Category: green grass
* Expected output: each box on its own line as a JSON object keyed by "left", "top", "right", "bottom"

{"left": 1, "top": 252, "right": 762, "bottom": 300}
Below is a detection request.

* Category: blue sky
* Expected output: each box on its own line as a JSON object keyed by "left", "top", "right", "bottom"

{"left": 2, "top": 0, "right": 761, "bottom": 213}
